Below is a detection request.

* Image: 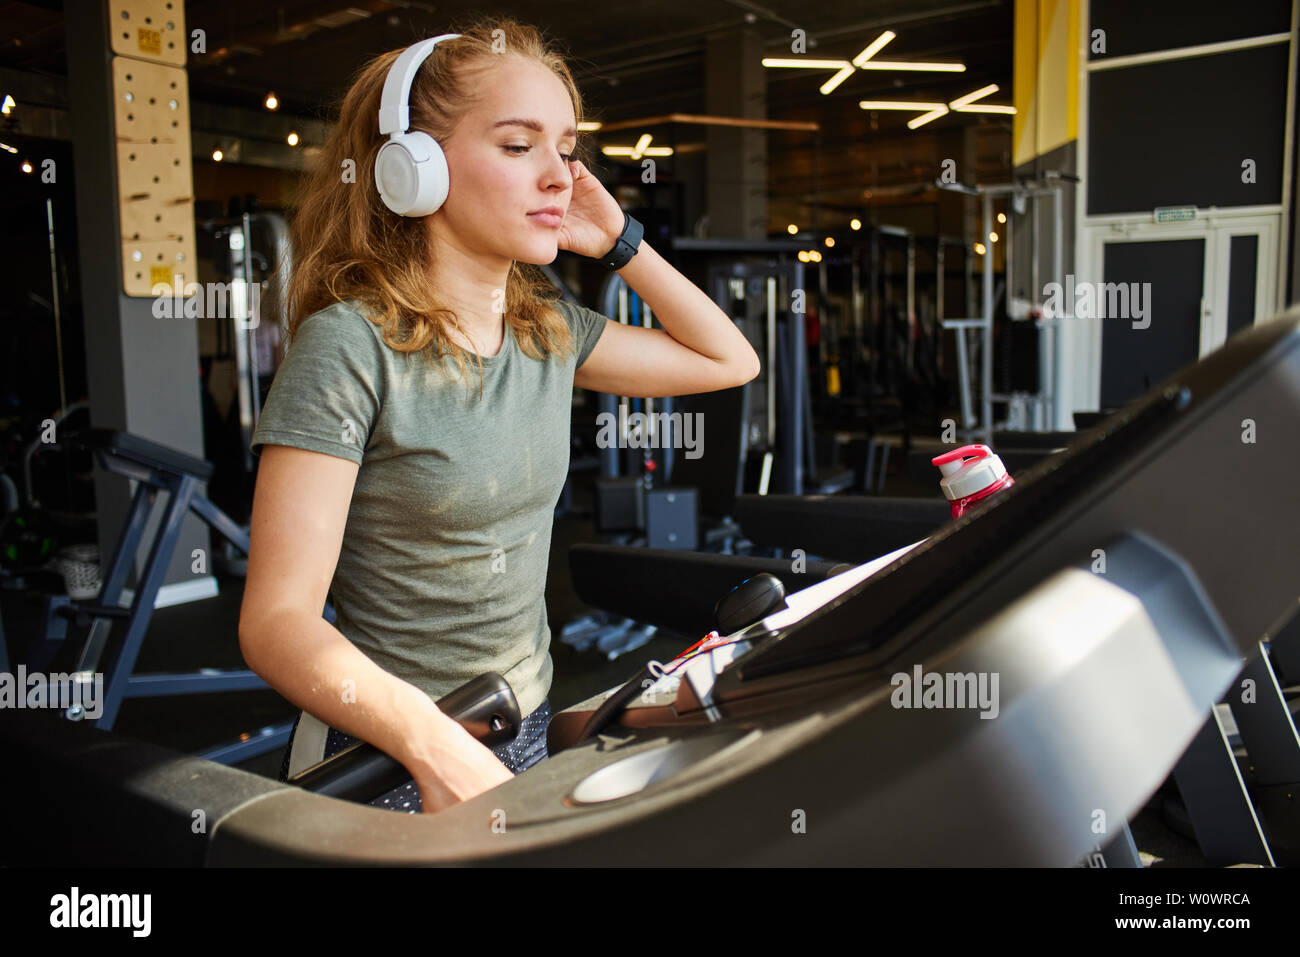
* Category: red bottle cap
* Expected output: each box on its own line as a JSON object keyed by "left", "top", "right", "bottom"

{"left": 931, "top": 444, "right": 1009, "bottom": 501}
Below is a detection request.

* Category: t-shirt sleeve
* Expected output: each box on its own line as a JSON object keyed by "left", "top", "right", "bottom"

{"left": 557, "top": 299, "right": 608, "bottom": 369}
{"left": 250, "top": 305, "right": 382, "bottom": 465}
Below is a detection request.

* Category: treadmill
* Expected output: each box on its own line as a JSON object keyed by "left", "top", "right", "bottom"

{"left": 3, "top": 311, "right": 1300, "bottom": 866}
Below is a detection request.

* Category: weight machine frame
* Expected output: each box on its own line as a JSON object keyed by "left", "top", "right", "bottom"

{"left": 938, "top": 172, "right": 1075, "bottom": 439}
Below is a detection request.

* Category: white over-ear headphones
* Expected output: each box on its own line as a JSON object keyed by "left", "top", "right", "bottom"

{"left": 374, "top": 33, "right": 461, "bottom": 217}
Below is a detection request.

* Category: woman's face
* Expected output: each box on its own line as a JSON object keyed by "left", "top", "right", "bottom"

{"left": 432, "top": 56, "right": 577, "bottom": 267}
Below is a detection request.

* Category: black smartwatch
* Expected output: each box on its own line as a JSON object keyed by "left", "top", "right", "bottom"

{"left": 597, "top": 210, "right": 643, "bottom": 270}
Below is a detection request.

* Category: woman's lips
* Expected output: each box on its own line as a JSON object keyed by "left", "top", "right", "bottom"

{"left": 528, "top": 212, "right": 563, "bottom": 228}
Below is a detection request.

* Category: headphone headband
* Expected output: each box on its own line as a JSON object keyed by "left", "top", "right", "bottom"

{"left": 378, "top": 33, "right": 462, "bottom": 136}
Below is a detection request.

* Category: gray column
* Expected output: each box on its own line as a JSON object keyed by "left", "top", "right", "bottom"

{"left": 705, "top": 28, "right": 768, "bottom": 239}
{"left": 65, "top": 0, "right": 209, "bottom": 593}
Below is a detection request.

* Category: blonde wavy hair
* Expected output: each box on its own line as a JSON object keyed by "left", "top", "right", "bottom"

{"left": 281, "top": 16, "right": 593, "bottom": 397}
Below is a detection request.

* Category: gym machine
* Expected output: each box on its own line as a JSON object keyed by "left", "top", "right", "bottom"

{"left": 813, "top": 226, "right": 958, "bottom": 493}
{"left": 565, "top": 270, "right": 754, "bottom": 659}
{"left": 19, "top": 428, "right": 324, "bottom": 766}
{"left": 937, "top": 171, "right": 1078, "bottom": 440}
{"left": 5, "top": 309, "right": 1299, "bottom": 866}
{"left": 195, "top": 209, "right": 291, "bottom": 471}
{"left": 696, "top": 251, "right": 853, "bottom": 497}
{"left": 588, "top": 271, "right": 695, "bottom": 539}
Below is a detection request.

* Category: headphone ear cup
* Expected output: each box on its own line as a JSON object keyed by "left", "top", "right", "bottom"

{"left": 407, "top": 131, "right": 450, "bottom": 216}
{"left": 374, "top": 139, "right": 418, "bottom": 215}
{"left": 374, "top": 131, "right": 449, "bottom": 217}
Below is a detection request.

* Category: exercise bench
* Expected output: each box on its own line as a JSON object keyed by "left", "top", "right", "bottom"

{"left": 28, "top": 428, "right": 299, "bottom": 765}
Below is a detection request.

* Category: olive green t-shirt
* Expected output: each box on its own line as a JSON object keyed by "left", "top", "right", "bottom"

{"left": 250, "top": 297, "right": 607, "bottom": 717}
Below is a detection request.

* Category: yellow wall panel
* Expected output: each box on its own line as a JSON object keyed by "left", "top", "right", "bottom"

{"left": 1013, "top": 0, "right": 1039, "bottom": 166}
{"left": 1014, "top": 0, "right": 1080, "bottom": 167}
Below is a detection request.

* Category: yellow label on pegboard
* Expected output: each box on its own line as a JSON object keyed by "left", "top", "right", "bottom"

{"left": 110, "top": 0, "right": 185, "bottom": 66}
{"left": 149, "top": 265, "right": 173, "bottom": 287}
{"left": 137, "top": 27, "right": 162, "bottom": 56}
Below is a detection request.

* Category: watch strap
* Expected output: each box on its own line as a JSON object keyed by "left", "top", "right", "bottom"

{"left": 598, "top": 211, "right": 643, "bottom": 270}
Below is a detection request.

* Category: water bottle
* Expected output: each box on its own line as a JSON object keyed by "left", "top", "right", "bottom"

{"left": 931, "top": 444, "right": 1015, "bottom": 520}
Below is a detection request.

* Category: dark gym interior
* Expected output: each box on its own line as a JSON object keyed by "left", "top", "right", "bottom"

{"left": 1, "top": 0, "right": 1300, "bottom": 898}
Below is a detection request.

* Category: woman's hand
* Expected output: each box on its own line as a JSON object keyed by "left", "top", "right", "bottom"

{"left": 404, "top": 713, "right": 515, "bottom": 814}
{"left": 556, "top": 159, "right": 626, "bottom": 259}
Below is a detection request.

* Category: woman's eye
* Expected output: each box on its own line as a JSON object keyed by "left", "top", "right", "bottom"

{"left": 504, "top": 145, "right": 574, "bottom": 162}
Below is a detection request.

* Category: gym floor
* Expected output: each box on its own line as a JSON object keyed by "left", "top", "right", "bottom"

{"left": 0, "top": 462, "right": 1208, "bottom": 866}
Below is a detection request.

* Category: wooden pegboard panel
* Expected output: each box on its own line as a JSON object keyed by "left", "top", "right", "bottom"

{"left": 109, "top": 0, "right": 185, "bottom": 66}
{"left": 113, "top": 57, "right": 196, "bottom": 297}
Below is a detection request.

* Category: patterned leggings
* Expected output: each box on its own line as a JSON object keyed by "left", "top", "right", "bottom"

{"left": 278, "top": 699, "right": 551, "bottom": 814}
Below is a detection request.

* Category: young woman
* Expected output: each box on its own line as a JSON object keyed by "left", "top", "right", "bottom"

{"left": 238, "top": 17, "right": 760, "bottom": 816}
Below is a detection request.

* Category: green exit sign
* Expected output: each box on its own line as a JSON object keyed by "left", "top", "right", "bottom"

{"left": 1154, "top": 206, "right": 1197, "bottom": 223}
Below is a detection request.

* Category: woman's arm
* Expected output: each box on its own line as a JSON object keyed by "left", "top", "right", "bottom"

{"left": 238, "top": 445, "right": 513, "bottom": 811}
{"left": 561, "top": 160, "right": 761, "bottom": 399}
{"left": 573, "top": 239, "right": 762, "bottom": 398}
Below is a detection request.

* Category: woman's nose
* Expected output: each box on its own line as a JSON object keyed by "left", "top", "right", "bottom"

{"left": 545, "top": 154, "right": 571, "bottom": 184}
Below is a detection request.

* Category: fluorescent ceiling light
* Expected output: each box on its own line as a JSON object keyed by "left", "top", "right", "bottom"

{"left": 859, "top": 101, "right": 946, "bottom": 111}
{"left": 762, "top": 58, "right": 852, "bottom": 69}
{"left": 602, "top": 147, "right": 673, "bottom": 156}
{"left": 820, "top": 66, "right": 856, "bottom": 95}
{"left": 948, "top": 84, "right": 1015, "bottom": 114}
{"left": 851, "top": 31, "right": 895, "bottom": 67}
{"left": 857, "top": 61, "right": 965, "bottom": 72}
{"left": 907, "top": 106, "right": 949, "bottom": 129}
{"left": 859, "top": 83, "right": 1015, "bottom": 129}
{"left": 949, "top": 84, "right": 999, "bottom": 108}
{"left": 767, "top": 29, "right": 964, "bottom": 93}
{"left": 602, "top": 133, "right": 673, "bottom": 159}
